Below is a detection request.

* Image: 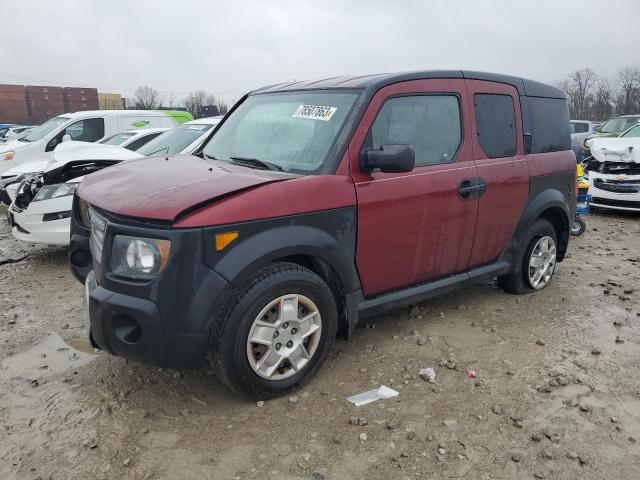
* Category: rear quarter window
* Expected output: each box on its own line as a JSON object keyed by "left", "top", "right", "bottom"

{"left": 523, "top": 97, "right": 570, "bottom": 154}
{"left": 474, "top": 94, "right": 517, "bottom": 158}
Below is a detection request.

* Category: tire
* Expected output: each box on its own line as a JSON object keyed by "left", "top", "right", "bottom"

{"left": 571, "top": 216, "right": 586, "bottom": 236}
{"left": 209, "top": 262, "right": 338, "bottom": 399}
{"left": 498, "top": 218, "right": 558, "bottom": 294}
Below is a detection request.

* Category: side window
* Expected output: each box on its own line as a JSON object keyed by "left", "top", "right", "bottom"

{"left": 474, "top": 94, "right": 516, "bottom": 158}
{"left": 64, "top": 118, "right": 105, "bottom": 142}
{"left": 125, "top": 132, "right": 162, "bottom": 151}
{"left": 368, "top": 95, "right": 462, "bottom": 166}
{"left": 571, "top": 122, "right": 588, "bottom": 134}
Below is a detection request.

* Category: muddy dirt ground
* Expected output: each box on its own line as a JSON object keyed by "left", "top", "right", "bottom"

{"left": 1, "top": 210, "right": 639, "bottom": 480}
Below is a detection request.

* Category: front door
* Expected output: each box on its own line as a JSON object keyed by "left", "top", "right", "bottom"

{"left": 349, "top": 79, "right": 479, "bottom": 297}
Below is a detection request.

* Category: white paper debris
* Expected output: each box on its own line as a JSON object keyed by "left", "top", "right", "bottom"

{"left": 346, "top": 385, "right": 399, "bottom": 406}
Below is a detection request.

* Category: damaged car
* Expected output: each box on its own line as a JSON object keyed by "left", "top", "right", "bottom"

{"left": 584, "top": 134, "right": 640, "bottom": 212}
{"left": 6, "top": 117, "right": 222, "bottom": 245}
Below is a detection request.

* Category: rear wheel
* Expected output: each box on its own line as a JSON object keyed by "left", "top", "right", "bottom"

{"left": 209, "top": 262, "right": 337, "bottom": 398}
{"left": 498, "top": 218, "right": 558, "bottom": 294}
{"left": 571, "top": 216, "right": 586, "bottom": 236}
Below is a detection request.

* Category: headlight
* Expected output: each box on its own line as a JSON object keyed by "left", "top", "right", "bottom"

{"left": 32, "top": 183, "right": 77, "bottom": 202}
{"left": 78, "top": 196, "right": 91, "bottom": 227}
{"left": 110, "top": 235, "right": 171, "bottom": 280}
{"left": 1, "top": 150, "right": 15, "bottom": 161}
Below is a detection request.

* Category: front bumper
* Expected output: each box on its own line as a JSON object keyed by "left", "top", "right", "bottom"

{"left": 71, "top": 199, "right": 232, "bottom": 369}
{"left": 588, "top": 172, "right": 640, "bottom": 212}
{"left": 9, "top": 194, "right": 73, "bottom": 245}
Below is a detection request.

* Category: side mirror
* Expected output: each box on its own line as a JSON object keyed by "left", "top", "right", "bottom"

{"left": 62, "top": 134, "right": 72, "bottom": 143}
{"left": 361, "top": 144, "right": 415, "bottom": 173}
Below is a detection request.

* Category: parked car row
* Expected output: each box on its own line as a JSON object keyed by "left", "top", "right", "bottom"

{"left": 2, "top": 117, "right": 220, "bottom": 244}
{"left": 0, "top": 109, "right": 193, "bottom": 176}
{"left": 569, "top": 114, "right": 640, "bottom": 212}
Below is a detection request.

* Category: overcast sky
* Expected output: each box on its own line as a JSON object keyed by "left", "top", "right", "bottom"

{"left": 2, "top": 0, "right": 638, "bottom": 106}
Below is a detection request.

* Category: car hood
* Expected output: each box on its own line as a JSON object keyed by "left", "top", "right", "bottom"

{"left": 3, "top": 143, "right": 140, "bottom": 177}
{"left": 588, "top": 137, "right": 640, "bottom": 163}
{"left": 78, "top": 155, "right": 299, "bottom": 222}
{"left": 45, "top": 143, "right": 141, "bottom": 173}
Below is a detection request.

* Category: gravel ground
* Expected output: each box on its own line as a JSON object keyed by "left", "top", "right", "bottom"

{"left": 1, "top": 209, "right": 639, "bottom": 480}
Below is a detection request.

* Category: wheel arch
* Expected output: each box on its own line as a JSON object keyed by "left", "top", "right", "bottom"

{"left": 509, "top": 188, "right": 571, "bottom": 261}
{"left": 207, "top": 220, "right": 362, "bottom": 339}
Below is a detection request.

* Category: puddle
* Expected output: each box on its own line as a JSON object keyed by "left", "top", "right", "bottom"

{"left": 0, "top": 334, "right": 98, "bottom": 480}
{"left": 0, "top": 333, "right": 95, "bottom": 382}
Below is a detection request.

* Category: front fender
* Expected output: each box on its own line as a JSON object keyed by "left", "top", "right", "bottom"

{"left": 202, "top": 207, "right": 361, "bottom": 294}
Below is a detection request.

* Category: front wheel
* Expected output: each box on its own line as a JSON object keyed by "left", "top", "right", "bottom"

{"left": 498, "top": 218, "right": 558, "bottom": 294}
{"left": 209, "top": 262, "right": 337, "bottom": 399}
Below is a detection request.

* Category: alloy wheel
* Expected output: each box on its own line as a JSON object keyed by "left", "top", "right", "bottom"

{"left": 246, "top": 294, "right": 322, "bottom": 380}
{"left": 527, "top": 235, "right": 557, "bottom": 290}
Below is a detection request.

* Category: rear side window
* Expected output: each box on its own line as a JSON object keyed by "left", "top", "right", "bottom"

{"left": 570, "top": 122, "right": 588, "bottom": 134}
{"left": 125, "top": 132, "right": 162, "bottom": 151}
{"left": 368, "top": 95, "right": 462, "bottom": 166}
{"left": 474, "top": 94, "right": 516, "bottom": 158}
{"left": 524, "top": 97, "right": 570, "bottom": 153}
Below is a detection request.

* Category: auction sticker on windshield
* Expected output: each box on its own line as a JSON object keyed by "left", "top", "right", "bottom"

{"left": 293, "top": 105, "right": 337, "bottom": 121}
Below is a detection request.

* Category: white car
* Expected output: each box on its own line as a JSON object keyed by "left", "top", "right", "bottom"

{"left": 0, "top": 109, "right": 192, "bottom": 175}
{"left": 6, "top": 117, "right": 221, "bottom": 245}
{"left": 98, "top": 127, "right": 168, "bottom": 150}
{"left": 585, "top": 131, "right": 640, "bottom": 212}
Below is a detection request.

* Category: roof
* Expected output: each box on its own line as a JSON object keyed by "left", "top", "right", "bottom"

{"left": 60, "top": 110, "right": 184, "bottom": 119}
{"left": 252, "top": 70, "right": 567, "bottom": 99}
{"left": 185, "top": 116, "right": 223, "bottom": 125}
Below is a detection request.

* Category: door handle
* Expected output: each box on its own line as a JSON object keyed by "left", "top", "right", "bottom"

{"left": 458, "top": 178, "right": 486, "bottom": 200}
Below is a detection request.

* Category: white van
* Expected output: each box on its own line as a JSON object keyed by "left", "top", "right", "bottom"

{"left": 0, "top": 110, "right": 192, "bottom": 175}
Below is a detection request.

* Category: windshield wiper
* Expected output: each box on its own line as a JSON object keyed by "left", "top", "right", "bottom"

{"left": 202, "top": 152, "right": 218, "bottom": 161}
{"left": 229, "top": 156, "right": 283, "bottom": 171}
{"left": 18, "top": 137, "right": 30, "bottom": 142}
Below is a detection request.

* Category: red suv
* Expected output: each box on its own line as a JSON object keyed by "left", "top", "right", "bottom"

{"left": 70, "top": 71, "right": 576, "bottom": 398}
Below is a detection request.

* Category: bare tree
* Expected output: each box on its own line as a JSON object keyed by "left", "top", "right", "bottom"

{"left": 567, "top": 68, "right": 596, "bottom": 119}
{"left": 133, "top": 86, "right": 162, "bottom": 110}
{"left": 616, "top": 66, "right": 640, "bottom": 114}
{"left": 591, "top": 76, "right": 614, "bottom": 121}
{"left": 184, "top": 90, "right": 228, "bottom": 118}
{"left": 166, "top": 91, "right": 177, "bottom": 108}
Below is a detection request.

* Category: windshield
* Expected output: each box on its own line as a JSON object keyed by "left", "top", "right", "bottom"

{"left": 137, "top": 124, "right": 214, "bottom": 156}
{"left": 100, "top": 132, "right": 135, "bottom": 146}
{"left": 621, "top": 125, "right": 640, "bottom": 138}
{"left": 202, "top": 91, "right": 359, "bottom": 173}
{"left": 600, "top": 117, "right": 640, "bottom": 134}
{"left": 22, "top": 116, "right": 69, "bottom": 142}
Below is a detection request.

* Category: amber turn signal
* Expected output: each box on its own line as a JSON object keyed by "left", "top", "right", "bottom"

{"left": 215, "top": 232, "right": 239, "bottom": 251}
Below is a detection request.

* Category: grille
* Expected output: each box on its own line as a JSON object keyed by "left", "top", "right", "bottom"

{"left": 593, "top": 178, "right": 640, "bottom": 194}
{"left": 88, "top": 206, "right": 106, "bottom": 267}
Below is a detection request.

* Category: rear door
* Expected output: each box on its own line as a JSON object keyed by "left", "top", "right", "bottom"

{"left": 349, "top": 79, "right": 479, "bottom": 297}
{"left": 465, "top": 80, "right": 529, "bottom": 268}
